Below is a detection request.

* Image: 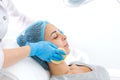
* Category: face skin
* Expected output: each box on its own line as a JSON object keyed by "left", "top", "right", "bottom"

{"left": 44, "top": 23, "right": 92, "bottom": 75}
{"left": 44, "top": 24, "right": 70, "bottom": 54}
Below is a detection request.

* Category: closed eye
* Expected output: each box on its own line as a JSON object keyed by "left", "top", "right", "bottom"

{"left": 52, "top": 33, "right": 58, "bottom": 39}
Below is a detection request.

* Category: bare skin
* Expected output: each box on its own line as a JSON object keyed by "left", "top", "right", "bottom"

{"left": 44, "top": 24, "right": 92, "bottom": 75}
{"left": 48, "top": 62, "right": 92, "bottom": 75}
{"left": 3, "top": 46, "right": 30, "bottom": 67}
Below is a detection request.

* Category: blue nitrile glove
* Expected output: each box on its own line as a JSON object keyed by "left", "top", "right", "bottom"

{"left": 26, "top": 41, "right": 66, "bottom": 62}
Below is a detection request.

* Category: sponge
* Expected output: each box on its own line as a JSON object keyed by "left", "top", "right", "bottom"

{"left": 51, "top": 48, "right": 67, "bottom": 64}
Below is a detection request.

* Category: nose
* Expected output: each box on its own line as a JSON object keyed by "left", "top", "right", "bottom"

{"left": 60, "top": 34, "right": 67, "bottom": 40}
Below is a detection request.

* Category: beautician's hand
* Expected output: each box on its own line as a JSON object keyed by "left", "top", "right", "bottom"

{"left": 26, "top": 41, "right": 66, "bottom": 62}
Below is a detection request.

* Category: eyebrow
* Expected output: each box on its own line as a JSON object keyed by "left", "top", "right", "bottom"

{"left": 50, "top": 31, "right": 57, "bottom": 37}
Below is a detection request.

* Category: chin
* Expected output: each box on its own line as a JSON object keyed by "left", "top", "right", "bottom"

{"left": 65, "top": 48, "right": 70, "bottom": 55}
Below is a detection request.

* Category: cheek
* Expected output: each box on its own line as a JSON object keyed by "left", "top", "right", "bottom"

{"left": 53, "top": 41, "right": 63, "bottom": 47}
{"left": 49, "top": 39, "right": 70, "bottom": 54}
{"left": 48, "top": 39, "right": 63, "bottom": 47}
{"left": 45, "top": 38, "right": 62, "bottom": 47}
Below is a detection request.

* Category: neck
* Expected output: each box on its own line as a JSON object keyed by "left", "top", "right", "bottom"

{"left": 48, "top": 61, "right": 69, "bottom": 75}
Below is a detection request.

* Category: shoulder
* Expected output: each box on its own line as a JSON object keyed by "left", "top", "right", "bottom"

{"left": 89, "top": 64, "right": 110, "bottom": 80}
{"left": 92, "top": 65, "right": 109, "bottom": 74}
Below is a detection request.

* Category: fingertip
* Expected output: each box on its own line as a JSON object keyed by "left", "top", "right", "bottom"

{"left": 56, "top": 49, "right": 66, "bottom": 55}
{"left": 48, "top": 42, "right": 58, "bottom": 48}
{"left": 52, "top": 54, "right": 64, "bottom": 61}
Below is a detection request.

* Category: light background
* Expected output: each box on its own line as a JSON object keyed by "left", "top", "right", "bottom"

{"left": 5, "top": 0, "right": 120, "bottom": 70}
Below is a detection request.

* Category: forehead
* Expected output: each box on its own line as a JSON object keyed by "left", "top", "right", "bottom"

{"left": 45, "top": 24, "right": 58, "bottom": 32}
{"left": 44, "top": 24, "right": 58, "bottom": 39}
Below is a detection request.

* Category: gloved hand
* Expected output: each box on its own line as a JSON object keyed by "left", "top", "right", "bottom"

{"left": 26, "top": 41, "right": 66, "bottom": 62}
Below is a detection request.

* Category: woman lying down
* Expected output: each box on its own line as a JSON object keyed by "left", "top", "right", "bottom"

{"left": 17, "top": 20, "right": 110, "bottom": 80}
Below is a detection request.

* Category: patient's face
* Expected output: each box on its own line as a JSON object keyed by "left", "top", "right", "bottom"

{"left": 44, "top": 24, "right": 70, "bottom": 54}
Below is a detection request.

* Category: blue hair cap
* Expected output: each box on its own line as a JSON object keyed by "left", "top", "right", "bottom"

{"left": 17, "top": 20, "right": 49, "bottom": 46}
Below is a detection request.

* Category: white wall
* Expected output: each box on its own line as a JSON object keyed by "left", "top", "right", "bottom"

{"left": 6, "top": 0, "right": 120, "bottom": 70}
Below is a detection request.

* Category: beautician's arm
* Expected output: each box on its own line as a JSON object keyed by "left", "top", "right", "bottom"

{"left": 3, "top": 46, "right": 30, "bottom": 67}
